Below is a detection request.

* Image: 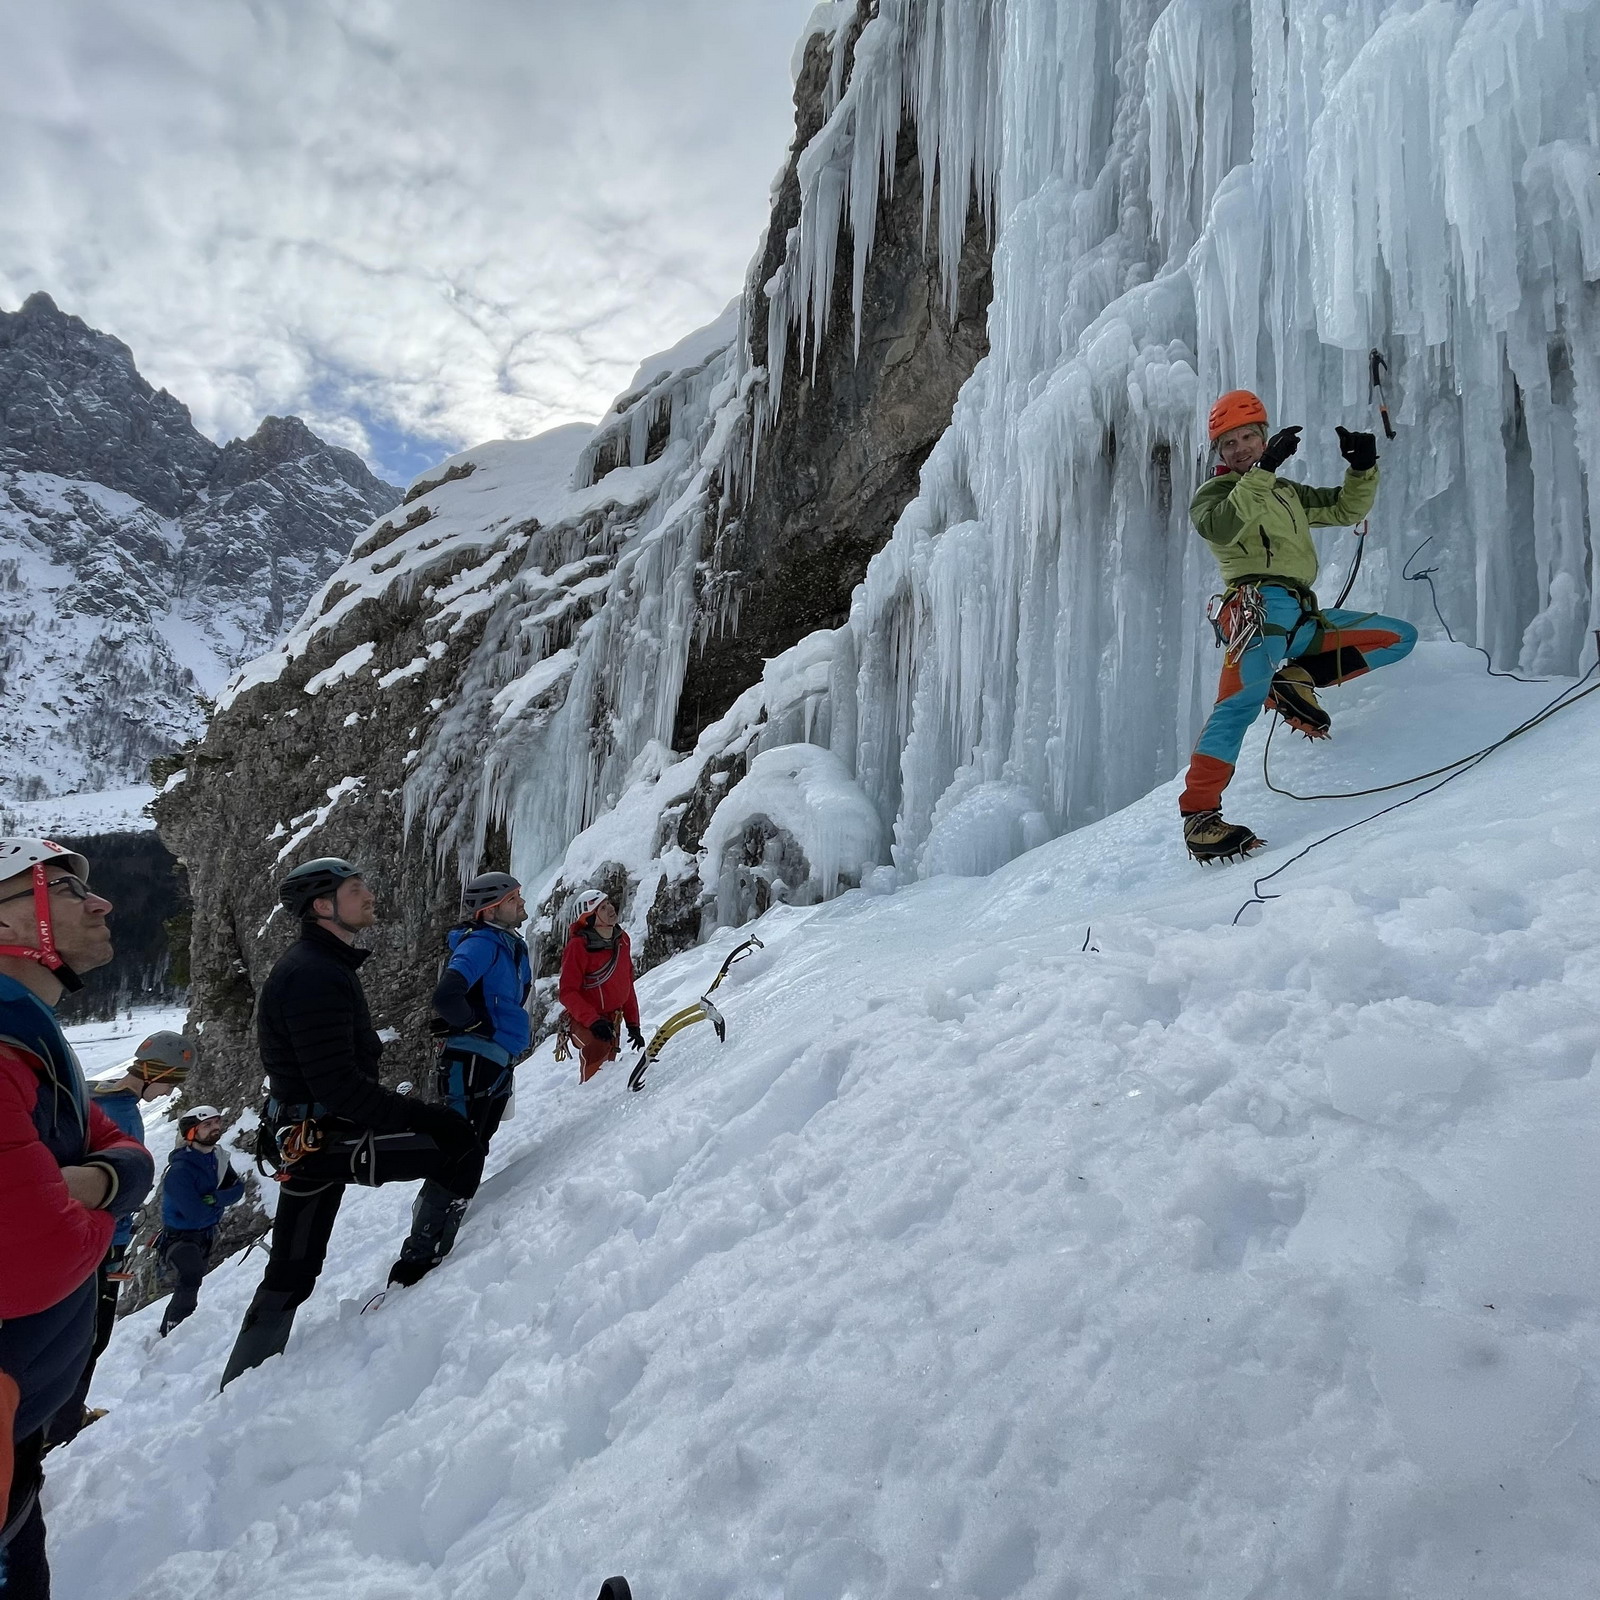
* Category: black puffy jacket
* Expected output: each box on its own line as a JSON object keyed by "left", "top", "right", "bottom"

{"left": 258, "top": 925, "right": 411, "bottom": 1133}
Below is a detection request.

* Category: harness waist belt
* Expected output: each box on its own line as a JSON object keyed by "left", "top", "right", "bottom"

{"left": 264, "top": 1098, "right": 329, "bottom": 1124}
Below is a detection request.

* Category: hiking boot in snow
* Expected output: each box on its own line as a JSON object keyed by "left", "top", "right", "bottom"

{"left": 1267, "top": 662, "right": 1331, "bottom": 739}
{"left": 1182, "top": 810, "right": 1265, "bottom": 864}
{"left": 388, "top": 1183, "right": 470, "bottom": 1288}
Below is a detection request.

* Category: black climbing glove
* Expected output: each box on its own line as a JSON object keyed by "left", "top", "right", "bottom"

{"left": 589, "top": 1017, "right": 615, "bottom": 1043}
{"left": 627, "top": 1023, "right": 646, "bottom": 1051}
{"left": 427, "top": 1017, "right": 452, "bottom": 1038}
{"left": 1257, "top": 426, "right": 1302, "bottom": 473}
{"left": 1335, "top": 425, "right": 1378, "bottom": 471}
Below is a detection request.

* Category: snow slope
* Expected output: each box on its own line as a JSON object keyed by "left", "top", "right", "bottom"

{"left": 50, "top": 646, "right": 1600, "bottom": 1599}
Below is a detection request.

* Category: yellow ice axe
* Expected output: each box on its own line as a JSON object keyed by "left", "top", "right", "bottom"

{"left": 627, "top": 935, "right": 763, "bottom": 1092}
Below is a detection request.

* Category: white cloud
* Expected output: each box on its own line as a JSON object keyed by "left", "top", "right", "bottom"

{"left": 0, "top": 0, "right": 820, "bottom": 479}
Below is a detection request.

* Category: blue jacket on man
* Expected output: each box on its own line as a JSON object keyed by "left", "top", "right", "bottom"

{"left": 161, "top": 1145, "right": 244, "bottom": 1233}
{"left": 90, "top": 1086, "right": 148, "bottom": 1249}
{"left": 431, "top": 923, "right": 533, "bottom": 1058}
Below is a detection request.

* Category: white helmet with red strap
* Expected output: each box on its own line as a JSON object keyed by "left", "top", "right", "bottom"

{"left": 0, "top": 838, "right": 93, "bottom": 987}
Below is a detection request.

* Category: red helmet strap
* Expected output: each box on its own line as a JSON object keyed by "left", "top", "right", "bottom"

{"left": 0, "top": 864, "right": 82, "bottom": 991}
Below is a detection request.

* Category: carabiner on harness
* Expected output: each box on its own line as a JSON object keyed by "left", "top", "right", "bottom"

{"left": 273, "top": 1117, "right": 324, "bottom": 1179}
{"left": 1206, "top": 584, "right": 1268, "bottom": 664}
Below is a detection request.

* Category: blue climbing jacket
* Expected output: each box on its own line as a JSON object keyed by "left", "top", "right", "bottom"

{"left": 161, "top": 1144, "right": 244, "bottom": 1232}
{"left": 432, "top": 922, "right": 533, "bottom": 1059}
{"left": 90, "top": 1086, "right": 148, "bottom": 1248}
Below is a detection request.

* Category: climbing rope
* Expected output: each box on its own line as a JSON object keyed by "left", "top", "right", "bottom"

{"left": 1235, "top": 633, "right": 1600, "bottom": 925}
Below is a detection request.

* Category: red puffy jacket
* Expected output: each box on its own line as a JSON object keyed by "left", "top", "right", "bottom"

{"left": 558, "top": 917, "right": 639, "bottom": 1031}
{"left": 1, "top": 1036, "right": 153, "bottom": 1508}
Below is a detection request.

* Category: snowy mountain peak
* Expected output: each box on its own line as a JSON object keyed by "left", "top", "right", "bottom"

{"left": 0, "top": 296, "right": 401, "bottom": 810}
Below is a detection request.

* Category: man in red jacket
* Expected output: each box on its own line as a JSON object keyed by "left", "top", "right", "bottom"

{"left": 558, "top": 890, "right": 643, "bottom": 1083}
{"left": 0, "top": 839, "right": 154, "bottom": 1598}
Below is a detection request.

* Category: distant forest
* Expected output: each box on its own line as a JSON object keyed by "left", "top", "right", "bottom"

{"left": 56, "top": 830, "right": 189, "bottom": 1024}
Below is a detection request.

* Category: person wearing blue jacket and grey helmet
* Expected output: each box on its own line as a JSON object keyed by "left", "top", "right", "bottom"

{"left": 158, "top": 1107, "right": 244, "bottom": 1336}
{"left": 427, "top": 871, "right": 533, "bottom": 1153}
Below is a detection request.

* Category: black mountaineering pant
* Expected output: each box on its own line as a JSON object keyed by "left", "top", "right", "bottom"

{"left": 436, "top": 1044, "right": 515, "bottom": 1150}
{"left": 158, "top": 1229, "right": 215, "bottom": 1336}
{"left": 221, "top": 1118, "right": 483, "bottom": 1387}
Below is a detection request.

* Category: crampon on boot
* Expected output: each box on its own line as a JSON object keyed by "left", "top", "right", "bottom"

{"left": 1266, "top": 662, "right": 1331, "bottom": 739}
{"left": 1182, "top": 810, "right": 1265, "bottom": 865}
{"left": 388, "top": 1183, "right": 470, "bottom": 1288}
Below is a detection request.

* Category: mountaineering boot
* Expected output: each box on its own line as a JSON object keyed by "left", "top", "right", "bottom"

{"left": 1182, "top": 810, "right": 1265, "bottom": 865}
{"left": 387, "top": 1181, "right": 470, "bottom": 1288}
{"left": 220, "top": 1288, "right": 298, "bottom": 1389}
{"left": 1266, "top": 662, "right": 1331, "bottom": 739}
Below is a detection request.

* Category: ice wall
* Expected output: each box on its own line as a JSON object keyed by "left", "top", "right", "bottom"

{"left": 760, "top": 0, "right": 1600, "bottom": 878}
{"left": 484, "top": 0, "right": 1598, "bottom": 918}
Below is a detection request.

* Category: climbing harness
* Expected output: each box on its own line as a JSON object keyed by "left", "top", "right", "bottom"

{"left": 274, "top": 1118, "right": 324, "bottom": 1176}
{"left": 627, "top": 935, "right": 764, "bottom": 1093}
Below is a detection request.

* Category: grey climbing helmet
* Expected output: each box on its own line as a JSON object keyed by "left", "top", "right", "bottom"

{"left": 279, "top": 857, "right": 363, "bottom": 918}
{"left": 463, "top": 871, "right": 521, "bottom": 917}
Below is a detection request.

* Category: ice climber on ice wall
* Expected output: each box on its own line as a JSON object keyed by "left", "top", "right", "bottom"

{"left": 220, "top": 858, "right": 486, "bottom": 1389}
{"left": 559, "top": 891, "right": 644, "bottom": 1084}
{"left": 1179, "top": 391, "right": 1417, "bottom": 863}
{"left": 428, "top": 871, "right": 534, "bottom": 1152}
{"left": 0, "top": 839, "right": 154, "bottom": 1600}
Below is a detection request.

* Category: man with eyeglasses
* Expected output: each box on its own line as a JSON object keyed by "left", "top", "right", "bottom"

{"left": 0, "top": 838, "right": 154, "bottom": 1598}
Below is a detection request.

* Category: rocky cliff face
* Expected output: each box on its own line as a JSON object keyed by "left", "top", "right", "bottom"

{"left": 0, "top": 292, "right": 401, "bottom": 805}
{"left": 156, "top": 4, "right": 995, "bottom": 1116}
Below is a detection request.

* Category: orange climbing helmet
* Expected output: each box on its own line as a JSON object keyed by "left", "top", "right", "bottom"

{"left": 1208, "top": 389, "right": 1268, "bottom": 441}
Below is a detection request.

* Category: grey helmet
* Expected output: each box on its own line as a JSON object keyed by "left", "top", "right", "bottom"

{"left": 132, "top": 1030, "right": 198, "bottom": 1085}
{"left": 463, "top": 871, "right": 521, "bottom": 917}
{"left": 279, "top": 857, "right": 363, "bottom": 918}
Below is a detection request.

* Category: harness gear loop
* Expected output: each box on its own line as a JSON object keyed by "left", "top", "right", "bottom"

{"left": 1207, "top": 584, "right": 1268, "bottom": 664}
{"left": 273, "top": 1117, "right": 324, "bottom": 1180}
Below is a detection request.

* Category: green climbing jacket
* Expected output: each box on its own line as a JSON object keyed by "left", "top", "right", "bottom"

{"left": 1190, "top": 464, "right": 1378, "bottom": 592}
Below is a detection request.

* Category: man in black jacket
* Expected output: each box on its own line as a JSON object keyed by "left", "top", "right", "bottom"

{"left": 220, "top": 859, "right": 482, "bottom": 1388}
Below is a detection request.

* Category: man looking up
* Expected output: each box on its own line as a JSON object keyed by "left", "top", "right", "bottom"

{"left": 221, "top": 859, "right": 482, "bottom": 1389}
{"left": 0, "top": 839, "right": 153, "bottom": 1598}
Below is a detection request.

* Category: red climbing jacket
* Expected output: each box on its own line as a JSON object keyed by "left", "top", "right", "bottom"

{"left": 558, "top": 915, "right": 640, "bottom": 1031}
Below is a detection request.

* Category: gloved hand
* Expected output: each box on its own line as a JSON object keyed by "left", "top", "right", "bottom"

{"left": 1335, "top": 425, "right": 1378, "bottom": 471}
{"left": 589, "top": 1017, "right": 615, "bottom": 1043}
{"left": 427, "top": 1017, "right": 452, "bottom": 1038}
{"left": 627, "top": 1023, "right": 646, "bottom": 1051}
{"left": 1258, "top": 426, "right": 1303, "bottom": 473}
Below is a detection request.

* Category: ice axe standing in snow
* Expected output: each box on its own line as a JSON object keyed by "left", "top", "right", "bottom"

{"left": 626, "top": 935, "right": 763, "bottom": 1092}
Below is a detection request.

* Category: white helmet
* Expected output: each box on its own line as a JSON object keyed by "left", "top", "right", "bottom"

{"left": 573, "top": 889, "right": 610, "bottom": 916}
{"left": 0, "top": 838, "right": 93, "bottom": 983}
{"left": 0, "top": 838, "right": 89, "bottom": 885}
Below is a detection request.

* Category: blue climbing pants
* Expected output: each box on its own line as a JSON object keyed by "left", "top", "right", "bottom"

{"left": 1180, "top": 583, "right": 1416, "bottom": 813}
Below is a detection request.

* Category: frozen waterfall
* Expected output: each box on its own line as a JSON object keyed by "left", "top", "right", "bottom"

{"left": 490, "top": 0, "right": 1599, "bottom": 916}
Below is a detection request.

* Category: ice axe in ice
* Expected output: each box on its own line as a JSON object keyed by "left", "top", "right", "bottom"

{"left": 1368, "top": 347, "right": 1397, "bottom": 441}
{"left": 627, "top": 934, "right": 764, "bottom": 1092}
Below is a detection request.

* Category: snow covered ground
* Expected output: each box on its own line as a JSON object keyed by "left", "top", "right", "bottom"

{"left": 47, "top": 644, "right": 1600, "bottom": 1598}
{"left": 2, "top": 784, "right": 158, "bottom": 837}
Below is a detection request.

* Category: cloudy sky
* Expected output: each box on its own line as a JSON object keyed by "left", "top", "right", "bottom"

{"left": 0, "top": 0, "right": 821, "bottom": 483}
